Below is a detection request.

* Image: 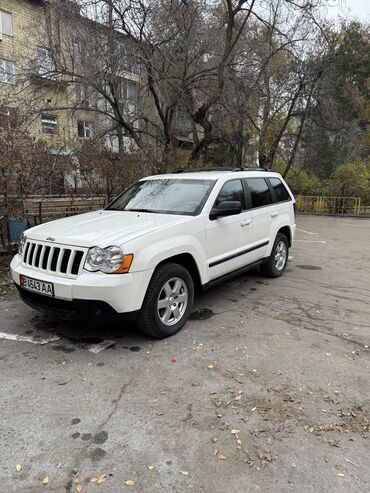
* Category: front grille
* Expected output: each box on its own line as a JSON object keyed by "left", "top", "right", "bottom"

{"left": 22, "top": 240, "right": 86, "bottom": 277}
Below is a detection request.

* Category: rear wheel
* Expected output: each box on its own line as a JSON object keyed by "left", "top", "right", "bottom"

{"left": 260, "top": 233, "right": 289, "bottom": 278}
{"left": 137, "top": 263, "right": 194, "bottom": 338}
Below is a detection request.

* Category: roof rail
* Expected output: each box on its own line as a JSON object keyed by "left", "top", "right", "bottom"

{"left": 173, "top": 166, "right": 272, "bottom": 173}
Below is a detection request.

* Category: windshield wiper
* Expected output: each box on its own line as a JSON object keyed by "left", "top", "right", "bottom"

{"left": 125, "top": 208, "right": 158, "bottom": 213}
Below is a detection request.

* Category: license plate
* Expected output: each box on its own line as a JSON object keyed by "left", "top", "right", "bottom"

{"left": 19, "top": 275, "right": 54, "bottom": 297}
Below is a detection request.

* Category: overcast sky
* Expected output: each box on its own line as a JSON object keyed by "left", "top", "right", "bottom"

{"left": 325, "top": 0, "right": 370, "bottom": 22}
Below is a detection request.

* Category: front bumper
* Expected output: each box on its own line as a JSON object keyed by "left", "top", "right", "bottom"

{"left": 10, "top": 254, "right": 153, "bottom": 318}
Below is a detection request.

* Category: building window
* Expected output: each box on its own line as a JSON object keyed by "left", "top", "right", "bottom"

{"left": 0, "top": 106, "right": 10, "bottom": 117}
{"left": 41, "top": 114, "right": 58, "bottom": 135}
{"left": 120, "top": 80, "right": 137, "bottom": 102}
{"left": 0, "top": 59, "right": 15, "bottom": 84}
{"left": 37, "top": 47, "right": 55, "bottom": 76}
{"left": 0, "top": 10, "right": 13, "bottom": 37}
{"left": 73, "top": 38, "right": 86, "bottom": 58}
{"left": 76, "top": 83, "right": 90, "bottom": 107}
{"left": 78, "top": 120, "right": 92, "bottom": 139}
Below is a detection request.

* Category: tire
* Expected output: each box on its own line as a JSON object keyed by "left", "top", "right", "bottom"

{"left": 137, "top": 263, "right": 194, "bottom": 338}
{"left": 260, "top": 233, "right": 289, "bottom": 278}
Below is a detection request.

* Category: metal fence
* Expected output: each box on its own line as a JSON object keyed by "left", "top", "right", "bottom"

{"left": 295, "top": 195, "right": 366, "bottom": 216}
{"left": 1, "top": 195, "right": 107, "bottom": 248}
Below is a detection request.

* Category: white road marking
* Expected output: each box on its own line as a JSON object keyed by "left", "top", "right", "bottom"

{"left": 294, "top": 240, "right": 327, "bottom": 244}
{"left": 0, "top": 332, "right": 60, "bottom": 345}
{"left": 88, "top": 340, "right": 115, "bottom": 354}
{"left": 296, "top": 228, "right": 319, "bottom": 235}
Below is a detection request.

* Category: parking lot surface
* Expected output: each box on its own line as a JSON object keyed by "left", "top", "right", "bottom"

{"left": 0, "top": 216, "right": 369, "bottom": 493}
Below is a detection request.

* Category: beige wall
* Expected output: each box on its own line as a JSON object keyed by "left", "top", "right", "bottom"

{"left": 0, "top": 0, "right": 101, "bottom": 150}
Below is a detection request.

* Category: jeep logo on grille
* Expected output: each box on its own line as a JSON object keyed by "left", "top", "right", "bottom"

{"left": 46, "top": 236, "right": 55, "bottom": 242}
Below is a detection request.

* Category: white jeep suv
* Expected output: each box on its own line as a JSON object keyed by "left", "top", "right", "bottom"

{"left": 11, "top": 168, "right": 295, "bottom": 338}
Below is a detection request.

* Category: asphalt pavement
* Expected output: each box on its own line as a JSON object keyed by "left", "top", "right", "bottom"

{"left": 0, "top": 216, "right": 369, "bottom": 493}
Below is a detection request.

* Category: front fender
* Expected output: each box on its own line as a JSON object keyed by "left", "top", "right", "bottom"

{"left": 129, "top": 234, "right": 208, "bottom": 285}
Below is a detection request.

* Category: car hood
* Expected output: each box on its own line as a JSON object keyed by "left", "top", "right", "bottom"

{"left": 26, "top": 210, "right": 192, "bottom": 248}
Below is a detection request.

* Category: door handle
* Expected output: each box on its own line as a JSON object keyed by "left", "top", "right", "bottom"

{"left": 240, "top": 219, "right": 251, "bottom": 227}
{"left": 271, "top": 211, "right": 279, "bottom": 218}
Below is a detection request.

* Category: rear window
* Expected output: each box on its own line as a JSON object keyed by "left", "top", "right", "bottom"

{"left": 269, "top": 177, "right": 291, "bottom": 202}
{"left": 246, "top": 178, "right": 273, "bottom": 208}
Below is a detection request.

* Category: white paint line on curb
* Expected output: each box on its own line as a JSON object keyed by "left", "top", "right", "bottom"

{"left": 296, "top": 228, "right": 319, "bottom": 235}
{"left": 88, "top": 340, "right": 115, "bottom": 354}
{"left": 0, "top": 332, "right": 60, "bottom": 345}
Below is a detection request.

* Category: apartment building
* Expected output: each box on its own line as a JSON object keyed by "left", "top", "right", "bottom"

{"left": 0, "top": 0, "right": 141, "bottom": 155}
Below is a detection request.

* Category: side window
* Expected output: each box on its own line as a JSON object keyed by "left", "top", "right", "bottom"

{"left": 214, "top": 179, "right": 245, "bottom": 209}
{"left": 247, "top": 178, "right": 273, "bottom": 208}
{"left": 269, "top": 177, "right": 291, "bottom": 202}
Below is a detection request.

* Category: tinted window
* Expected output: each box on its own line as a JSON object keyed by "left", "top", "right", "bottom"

{"left": 106, "top": 178, "right": 214, "bottom": 216}
{"left": 247, "top": 178, "right": 273, "bottom": 208}
{"left": 269, "top": 177, "right": 291, "bottom": 202}
{"left": 214, "top": 180, "right": 245, "bottom": 209}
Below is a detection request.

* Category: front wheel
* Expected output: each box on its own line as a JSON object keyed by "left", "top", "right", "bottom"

{"left": 260, "top": 233, "right": 289, "bottom": 278}
{"left": 137, "top": 263, "right": 194, "bottom": 338}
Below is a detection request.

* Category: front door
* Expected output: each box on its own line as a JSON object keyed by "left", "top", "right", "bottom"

{"left": 205, "top": 179, "right": 254, "bottom": 280}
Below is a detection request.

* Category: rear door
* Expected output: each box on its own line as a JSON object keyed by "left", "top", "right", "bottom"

{"left": 245, "top": 177, "right": 276, "bottom": 259}
{"left": 205, "top": 179, "right": 254, "bottom": 280}
{"left": 267, "top": 176, "right": 295, "bottom": 240}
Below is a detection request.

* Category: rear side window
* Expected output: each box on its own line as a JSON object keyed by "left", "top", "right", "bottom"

{"left": 214, "top": 179, "right": 246, "bottom": 209}
{"left": 269, "top": 177, "right": 291, "bottom": 202}
{"left": 246, "top": 178, "right": 273, "bottom": 208}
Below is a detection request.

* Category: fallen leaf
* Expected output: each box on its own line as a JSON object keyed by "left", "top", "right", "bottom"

{"left": 217, "top": 454, "right": 226, "bottom": 460}
{"left": 125, "top": 480, "right": 135, "bottom": 486}
{"left": 90, "top": 477, "right": 98, "bottom": 483}
{"left": 16, "top": 464, "right": 22, "bottom": 472}
{"left": 207, "top": 364, "right": 214, "bottom": 369}
{"left": 97, "top": 474, "right": 107, "bottom": 484}
{"left": 231, "top": 429, "right": 240, "bottom": 434}
{"left": 43, "top": 476, "right": 49, "bottom": 485}
{"left": 211, "top": 437, "right": 218, "bottom": 443}
{"left": 180, "top": 470, "right": 189, "bottom": 476}
{"left": 235, "top": 395, "right": 241, "bottom": 401}
{"left": 76, "top": 484, "right": 83, "bottom": 493}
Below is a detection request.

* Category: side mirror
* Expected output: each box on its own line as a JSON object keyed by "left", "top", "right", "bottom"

{"left": 209, "top": 200, "right": 242, "bottom": 220}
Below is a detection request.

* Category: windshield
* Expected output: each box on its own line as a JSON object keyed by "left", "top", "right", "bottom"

{"left": 106, "top": 178, "right": 215, "bottom": 216}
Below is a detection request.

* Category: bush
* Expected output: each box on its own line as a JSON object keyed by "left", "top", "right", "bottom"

{"left": 326, "top": 162, "right": 370, "bottom": 202}
{"left": 272, "top": 163, "right": 324, "bottom": 196}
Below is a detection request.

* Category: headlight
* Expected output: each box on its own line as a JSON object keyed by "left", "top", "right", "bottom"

{"left": 84, "top": 246, "right": 133, "bottom": 274}
{"left": 18, "top": 233, "right": 27, "bottom": 256}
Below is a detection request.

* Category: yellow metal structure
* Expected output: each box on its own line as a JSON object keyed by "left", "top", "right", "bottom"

{"left": 295, "top": 196, "right": 362, "bottom": 216}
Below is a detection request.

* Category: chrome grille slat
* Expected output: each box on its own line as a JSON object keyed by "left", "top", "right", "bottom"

{"left": 47, "top": 246, "right": 54, "bottom": 271}
{"left": 56, "top": 248, "right": 64, "bottom": 272}
{"left": 26, "top": 243, "right": 33, "bottom": 265}
{"left": 22, "top": 241, "right": 86, "bottom": 278}
{"left": 39, "top": 245, "right": 46, "bottom": 269}
{"left": 67, "top": 250, "right": 76, "bottom": 275}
